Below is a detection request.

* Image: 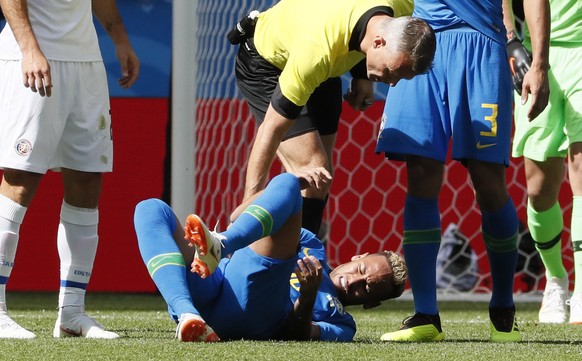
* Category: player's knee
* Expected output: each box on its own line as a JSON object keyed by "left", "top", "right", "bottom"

{"left": 134, "top": 198, "right": 171, "bottom": 224}
{"left": 272, "top": 173, "right": 301, "bottom": 193}
{"left": 527, "top": 191, "right": 557, "bottom": 211}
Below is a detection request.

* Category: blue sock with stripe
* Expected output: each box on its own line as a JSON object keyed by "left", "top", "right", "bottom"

{"left": 221, "top": 173, "right": 302, "bottom": 255}
{"left": 402, "top": 195, "right": 441, "bottom": 315}
{"left": 134, "top": 198, "right": 197, "bottom": 318}
{"left": 482, "top": 199, "right": 518, "bottom": 309}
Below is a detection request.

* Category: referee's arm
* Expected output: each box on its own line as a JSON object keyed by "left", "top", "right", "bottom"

{"left": 244, "top": 102, "right": 295, "bottom": 200}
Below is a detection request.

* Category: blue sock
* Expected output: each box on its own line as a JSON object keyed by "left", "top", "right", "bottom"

{"left": 134, "top": 198, "right": 198, "bottom": 318}
{"left": 222, "top": 173, "right": 302, "bottom": 255}
{"left": 482, "top": 199, "right": 518, "bottom": 309}
{"left": 402, "top": 195, "right": 441, "bottom": 315}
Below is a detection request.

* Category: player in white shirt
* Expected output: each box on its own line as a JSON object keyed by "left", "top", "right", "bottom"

{"left": 0, "top": 0, "right": 139, "bottom": 339}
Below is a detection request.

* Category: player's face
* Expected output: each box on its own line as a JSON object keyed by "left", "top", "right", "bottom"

{"left": 366, "top": 49, "right": 415, "bottom": 86}
{"left": 329, "top": 253, "right": 394, "bottom": 306}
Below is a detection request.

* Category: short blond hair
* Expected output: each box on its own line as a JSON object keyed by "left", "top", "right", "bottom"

{"left": 383, "top": 250, "right": 407, "bottom": 298}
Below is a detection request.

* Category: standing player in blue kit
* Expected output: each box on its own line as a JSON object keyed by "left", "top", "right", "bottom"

{"left": 376, "top": 0, "right": 550, "bottom": 342}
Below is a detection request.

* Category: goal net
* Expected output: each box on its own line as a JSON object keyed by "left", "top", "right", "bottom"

{"left": 193, "top": 0, "right": 574, "bottom": 297}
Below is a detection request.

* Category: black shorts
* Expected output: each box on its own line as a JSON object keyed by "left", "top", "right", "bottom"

{"left": 235, "top": 38, "right": 342, "bottom": 140}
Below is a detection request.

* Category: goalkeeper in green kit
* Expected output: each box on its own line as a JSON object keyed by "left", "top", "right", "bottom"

{"left": 503, "top": 0, "right": 582, "bottom": 324}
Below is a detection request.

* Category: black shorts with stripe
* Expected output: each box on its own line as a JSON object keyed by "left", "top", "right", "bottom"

{"left": 235, "top": 38, "right": 342, "bottom": 140}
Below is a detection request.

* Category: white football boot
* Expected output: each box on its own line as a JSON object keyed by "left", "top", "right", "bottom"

{"left": 567, "top": 293, "right": 582, "bottom": 325}
{"left": 0, "top": 303, "right": 35, "bottom": 339}
{"left": 54, "top": 305, "right": 119, "bottom": 339}
{"left": 183, "top": 214, "right": 225, "bottom": 279}
{"left": 176, "top": 313, "right": 220, "bottom": 342}
{"left": 539, "top": 276, "right": 569, "bottom": 324}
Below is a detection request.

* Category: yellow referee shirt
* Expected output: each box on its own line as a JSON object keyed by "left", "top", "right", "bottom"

{"left": 253, "top": 0, "right": 413, "bottom": 107}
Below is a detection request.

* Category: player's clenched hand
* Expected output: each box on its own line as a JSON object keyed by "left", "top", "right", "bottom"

{"left": 343, "top": 77, "right": 374, "bottom": 111}
{"left": 21, "top": 49, "right": 52, "bottom": 97}
{"left": 295, "top": 256, "right": 323, "bottom": 298}
{"left": 294, "top": 167, "right": 331, "bottom": 190}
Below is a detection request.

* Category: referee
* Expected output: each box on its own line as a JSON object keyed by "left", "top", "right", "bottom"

{"left": 234, "top": 0, "right": 436, "bottom": 237}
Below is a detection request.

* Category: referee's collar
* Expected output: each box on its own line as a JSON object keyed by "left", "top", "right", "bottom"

{"left": 349, "top": 6, "right": 394, "bottom": 51}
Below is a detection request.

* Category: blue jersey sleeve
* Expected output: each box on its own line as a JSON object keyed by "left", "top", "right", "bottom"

{"left": 315, "top": 313, "right": 356, "bottom": 342}
{"left": 290, "top": 228, "right": 356, "bottom": 341}
{"left": 298, "top": 229, "right": 330, "bottom": 271}
{"left": 310, "top": 285, "right": 357, "bottom": 342}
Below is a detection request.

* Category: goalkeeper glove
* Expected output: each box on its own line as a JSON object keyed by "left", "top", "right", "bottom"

{"left": 506, "top": 30, "right": 532, "bottom": 95}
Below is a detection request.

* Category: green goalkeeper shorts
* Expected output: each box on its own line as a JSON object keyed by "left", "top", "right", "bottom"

{"left": 512, "top": 45, "right": 582, "bottom": 161}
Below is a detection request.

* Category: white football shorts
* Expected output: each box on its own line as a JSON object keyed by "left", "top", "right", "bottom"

{"left": 0, "top": 60, "right": 113, "bottom": 174}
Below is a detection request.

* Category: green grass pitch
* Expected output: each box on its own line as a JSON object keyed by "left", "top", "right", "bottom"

{"left": 2, "top": 293, "right": 582, "bottom": 360}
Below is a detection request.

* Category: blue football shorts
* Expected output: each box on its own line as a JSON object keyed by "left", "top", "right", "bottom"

{"left": 376, "top": 26, "right": 513, "bottom": 166}
{"left": 186, "top": 246, "right": 295, "bottom": 340}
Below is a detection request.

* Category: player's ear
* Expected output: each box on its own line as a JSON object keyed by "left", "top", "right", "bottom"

{"left": 373, "top": 35, "right": 385, "bottom": 49}
{"left": 351, "top": 252, "right": 369, "bottom": 261}
{"left": 363, "top": 301, "right": 382, "bottom": 309}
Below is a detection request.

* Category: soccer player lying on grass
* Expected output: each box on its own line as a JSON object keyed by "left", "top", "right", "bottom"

{"left": 134, "top": 169, "right": 407, "bottom": 342}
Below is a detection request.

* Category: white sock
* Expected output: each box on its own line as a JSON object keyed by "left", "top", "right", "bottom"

{"left": 0, "top": 195, "right": 27, "bottom": 305}
{"left": 57, "top": 201, "right": 99, "bottom": 308}
{"left": 0, "top": 232, "right": 19, "bottom": 305}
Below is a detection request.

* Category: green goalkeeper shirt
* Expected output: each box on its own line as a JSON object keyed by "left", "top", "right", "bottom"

{"left": 252, "top": 0, "right": 413, "bottom": 108}
{"left": 523, "top": 0, "right": 582, "bottom": 47}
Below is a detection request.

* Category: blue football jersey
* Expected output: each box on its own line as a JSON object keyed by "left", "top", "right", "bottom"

{"left": 289, "top": 229, "right": 356, "bottom": 341}
{"left": 414, "top": 0, "right": 506, "bottom": 44}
